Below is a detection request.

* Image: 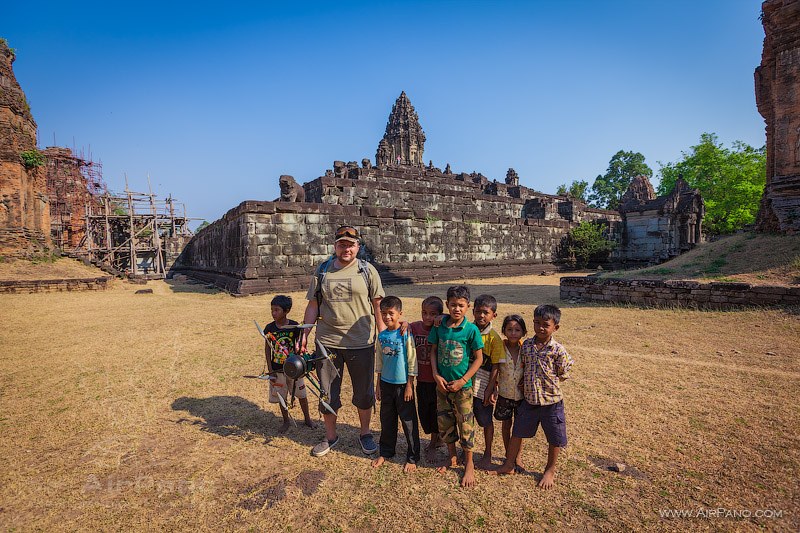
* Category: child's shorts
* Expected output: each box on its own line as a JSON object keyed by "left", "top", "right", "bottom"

{"left": 269, "top": 372, "right": 307, "bottom": 403}
{"left": 472, "top": 396, "right": 494, "bottom": 428}
{"left": 493, "top": 395, "right": 522, "bottom": 421}
{"left": 511, "top": 400, "right": 567, "bottom": 447}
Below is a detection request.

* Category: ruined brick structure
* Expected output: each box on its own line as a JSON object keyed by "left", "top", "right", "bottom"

{"left": 44, "top": 147, "right": 105, "bottom": 250}
{"left": 755, "top": 0, "right": 800, "bottom": 232}
{"left": 618, "top": 175, "right": 704, "bottom": 262}
{"left": 0, "top": 39, "right": 50, "bottom": 256}
{"left": 173, "top": 92, "right": 702, "bottom": 295}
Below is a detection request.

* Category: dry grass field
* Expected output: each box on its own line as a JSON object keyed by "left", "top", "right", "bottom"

{"left": 1, "top": 273, "right": 798, "bottom": 531}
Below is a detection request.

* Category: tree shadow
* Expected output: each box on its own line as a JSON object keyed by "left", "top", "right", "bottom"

{"left": 170, "top": 395, "right": 371, "bottom": 458}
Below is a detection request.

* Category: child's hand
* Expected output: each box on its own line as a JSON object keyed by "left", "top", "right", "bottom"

{"left": 399, "top": 321, "right": 409, "bottom": 335}
{"left": 375, "top": 381, "right": 382, "bottom": 402}
{"left": 433, "top": 314, "right": 447, "bottom": 327}
{"left": 490, "top": 390, "right": 498, "bottom": 406}
{"left": 483, "top": 387, "right": 497, "bottom": 406}
{"left": 434, "top": 375, "right": 448, "bottom": 394}
{"left": 446, "top": 378, "right": 463, "bottom": 392}
{"left": 404, "top": 382, "right": 413, "bottom": 402}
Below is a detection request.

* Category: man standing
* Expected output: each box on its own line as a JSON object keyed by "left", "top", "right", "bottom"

{"left": 301, "top": 225, "right": 385, "bottom": 457}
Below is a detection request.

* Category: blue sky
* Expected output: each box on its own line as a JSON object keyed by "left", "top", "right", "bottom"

{"left": 3, "top": 1, "right": 766, "bottom": 226}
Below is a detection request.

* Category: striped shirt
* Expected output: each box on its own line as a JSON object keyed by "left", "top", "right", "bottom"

{"left": 521, "top": 337, "right": 573, "bottom": 406}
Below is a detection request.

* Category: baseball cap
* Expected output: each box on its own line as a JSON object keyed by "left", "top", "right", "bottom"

{"left": 334, "top": 225, "right": 360, "bottom": 243}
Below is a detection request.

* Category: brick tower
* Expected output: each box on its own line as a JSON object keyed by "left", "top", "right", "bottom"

{"left": 0, "top": 39, "right": 50, "bottom": 256}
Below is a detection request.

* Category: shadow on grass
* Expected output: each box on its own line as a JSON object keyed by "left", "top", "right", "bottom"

{"left": 170, "top": 395, "right": 372, "bottom": 458}
{"left": 164, "top": 278, "right": 223, "bottom": 294}
{"left": 389, "top": 281, "right": 562, "bottom": 307}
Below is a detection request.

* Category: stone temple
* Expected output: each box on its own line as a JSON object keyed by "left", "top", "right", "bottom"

{"left": 173, "top": 92, "right": 704, "bottom": 295}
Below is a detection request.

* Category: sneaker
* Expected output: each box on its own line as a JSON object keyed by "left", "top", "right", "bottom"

{"left": 359, "top": 433, "right": 378, "bottom": 455}
{"left": 311, "top": 436, "right": 339, "bottom": 457}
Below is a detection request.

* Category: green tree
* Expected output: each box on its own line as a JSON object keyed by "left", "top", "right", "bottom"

{"left": 589, "top": 150, "right": 653, "bottom": 209}
{"left": 556, "top": 179, "right": 589, "bottom": 201}
{"left": 196, "top": 220, "right": 211, "bottom": 231}
{"left": 559, "top": 221, "right": 616, "bottom": 268}
{"left": 657, "top": 133, "right": 765, "bottom": 234}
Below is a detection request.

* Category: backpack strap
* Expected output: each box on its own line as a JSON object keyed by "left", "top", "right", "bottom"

{"left": 314, "top": 255, "right": 334, "bottom": 317}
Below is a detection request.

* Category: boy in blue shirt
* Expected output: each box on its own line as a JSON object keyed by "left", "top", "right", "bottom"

{"left": 372, "top": 296, "right": 420, "bottom": 473}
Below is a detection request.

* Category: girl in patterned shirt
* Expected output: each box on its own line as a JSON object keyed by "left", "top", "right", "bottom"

{"left": 492, "top": 314, "right": 528, "bottom": 472}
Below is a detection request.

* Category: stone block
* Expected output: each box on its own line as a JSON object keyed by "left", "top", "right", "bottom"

{"left": 751, "top": 285, "right": 788, "bottom": 295}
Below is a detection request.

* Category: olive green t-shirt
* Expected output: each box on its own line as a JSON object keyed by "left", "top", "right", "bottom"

{"left": 305, "top": 259, "right": 385, "bottom": 349}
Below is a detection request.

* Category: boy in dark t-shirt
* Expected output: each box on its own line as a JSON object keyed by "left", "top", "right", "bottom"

{"left": 264, "top": 295, "right": 314, "bottom": 432}
{"left": 411, "top": 296, "right": 444, "bottom": 457}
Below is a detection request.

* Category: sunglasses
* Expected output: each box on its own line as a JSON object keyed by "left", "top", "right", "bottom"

{"left": 335, "top": 226, "right": 359, "bottom": 239}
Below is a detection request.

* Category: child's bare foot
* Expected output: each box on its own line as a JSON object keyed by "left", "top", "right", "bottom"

{"left": 538, "top": 468, "right": 556, "bottom": 489}
{"left": 403, "top": 462, "right": 416, "bottom": 474}
{"left": 493, "top": 462, "right": 517, "bottom": 475}
{"left": 278, "top": 419, "right": 291, "bottom": 433}
{"left": 475, "top": 454, "right": 494, "bottom": 470}
{"left": 371, "top": 456, "right": 386, "bottom": 468}
{"left": 436, "top": 455, "right": 458, "bottom": 474}
{"left": 461, "top": 462, "right": 476, "bottom": 487}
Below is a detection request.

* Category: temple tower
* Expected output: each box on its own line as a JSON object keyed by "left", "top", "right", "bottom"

{"left": 376, "top": 91, "right": 426, "bottom": 167}
{"left": 755, "top": 0, "right": 800, "bottom": 232}
{"left": 0, "top": 39, "right": 50, "bottom": 256}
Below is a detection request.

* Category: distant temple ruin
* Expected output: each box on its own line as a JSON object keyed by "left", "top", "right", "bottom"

{"left": 619, "top": 175, "right": 704, "bottom": 262}
{"left": 173, "top": 92, "right": 704, "bottom": 295}
{"left": 0, "top": 40, "right": 50, "bottom": 257}
{"left": 44, "top": 147, "right": 105, "bottom": 250}
{"left": 755, "top": 0, "right": 800, "bottom": 233}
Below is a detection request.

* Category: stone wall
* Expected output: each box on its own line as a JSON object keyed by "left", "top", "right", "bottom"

{"left": 560, "top": 276, "right": 800, "bottom": 309}
{"left": 0, "top": 40, "right": 50, "bottom": 257}
{"left": 172, "top": 200, "right": 576, "bottom": 294}
{"left": 755, "top": 0, "right": 800, "bottom": 232}
{"left": 0, "top": 276, "right": 112, "bottom": 294}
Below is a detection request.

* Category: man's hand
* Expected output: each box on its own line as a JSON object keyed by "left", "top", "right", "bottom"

{"left": 404, "top": 382, "right": 413, "bottom": 402}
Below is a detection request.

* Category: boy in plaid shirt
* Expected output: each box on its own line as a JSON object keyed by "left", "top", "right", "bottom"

{"left": 495, "top": 304, "right": 573, "bottom": 489}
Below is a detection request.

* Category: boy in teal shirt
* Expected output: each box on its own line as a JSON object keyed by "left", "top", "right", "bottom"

{"left": 372, "top": 296, "right": 420, "bottom": 472}
{"left": 429, "top": 285, "right": 484, "bottom": 487}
